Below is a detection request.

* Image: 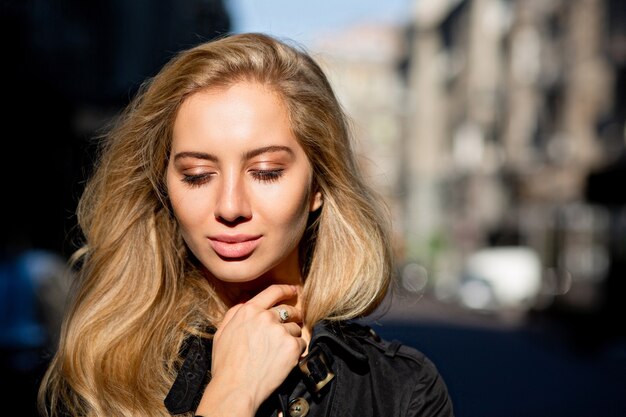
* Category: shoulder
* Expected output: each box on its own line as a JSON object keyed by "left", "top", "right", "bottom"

{"left": 338, "top": 320, "right": 455, "bottom": 416}
{"left": 337, "top": 320, "right": 434, "bottom": 372}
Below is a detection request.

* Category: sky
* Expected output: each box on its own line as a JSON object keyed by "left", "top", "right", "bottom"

{"left": 226, "top": 0, "right": 415, "bottom": 47}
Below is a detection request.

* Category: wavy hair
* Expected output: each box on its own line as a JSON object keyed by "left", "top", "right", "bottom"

{"left": 39, "top": 32, "right": 393, "bottom": 417}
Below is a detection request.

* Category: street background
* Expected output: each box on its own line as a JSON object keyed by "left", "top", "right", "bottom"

{"left": 1, "top": 1, "right": 625, "bottom": 416}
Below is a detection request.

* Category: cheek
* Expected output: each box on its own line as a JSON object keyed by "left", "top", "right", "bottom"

{"left": 255, "top": 182, "right": 311, "bottom": 231}
{"left": 167, "top": 179, "right": 211, "bottom": 232}
{"left": 171, "top": 196, "right": 205, "bottom": 230}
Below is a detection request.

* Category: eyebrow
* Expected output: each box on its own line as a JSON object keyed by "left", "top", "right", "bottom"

{"left": 172, "top": 151, "right": 218, "bottom": 162}
{"left": 172, "top": 145, "right": 294, "bottom": 162}
{"left": 243, "top": 145, "right": 294, "bottom": 160}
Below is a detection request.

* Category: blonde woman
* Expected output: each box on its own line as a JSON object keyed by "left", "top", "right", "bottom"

{"left": 38, "top": 32, "right": 454, "bottom": 417}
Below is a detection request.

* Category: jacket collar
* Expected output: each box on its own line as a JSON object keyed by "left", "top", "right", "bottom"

{"left": 310, "top": 320, "right": 368, "bottom": 362}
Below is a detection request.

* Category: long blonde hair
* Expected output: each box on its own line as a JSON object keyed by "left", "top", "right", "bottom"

{"left": 39, "top": 32, "right": 393, "bottom": 417}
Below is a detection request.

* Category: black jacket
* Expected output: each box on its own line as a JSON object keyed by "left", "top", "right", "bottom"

{"left": 165, "top": 320, "right": 454, "bottom": 417}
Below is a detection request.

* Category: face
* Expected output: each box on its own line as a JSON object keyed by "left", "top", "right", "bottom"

{"left": 167, "top": 81, "right": 322, "bottom": 292}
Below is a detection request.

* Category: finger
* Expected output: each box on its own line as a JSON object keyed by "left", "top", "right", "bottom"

{"left": 282, "top": 322, "right": 302, "bottom": 338}
{"left": 216, "top": 303, "right": 243, "bottom": 332}
{"left": 273, "top": 304, "right": 302, "bottom": 324}
{"left": 297, "top": 337, "right": 307, "bottom": 355}
{"left": 246, "top": 284, "right": 298, "bottom": 309}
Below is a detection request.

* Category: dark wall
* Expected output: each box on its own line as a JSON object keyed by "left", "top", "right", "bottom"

{"left": 1, "top": 0, "right": 231, "bottom": 258}
{"left": 0, "top": 3, "right": 231, "bottom": 415}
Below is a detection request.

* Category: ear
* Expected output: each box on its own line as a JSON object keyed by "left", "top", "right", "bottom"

{"left": 309, "top": 190, "right": 323, "bottom": 212}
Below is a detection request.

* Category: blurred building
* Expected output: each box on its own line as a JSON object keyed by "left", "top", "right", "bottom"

{"left": 310, "top": 0, "right": 626, "bottom": 338}
{"left": 406, "top": 0, "right": 625, "bottom": 336}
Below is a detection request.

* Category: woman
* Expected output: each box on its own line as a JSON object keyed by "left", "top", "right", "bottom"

{"left": 39, "top": 32, "right": 454, "bottom": 417}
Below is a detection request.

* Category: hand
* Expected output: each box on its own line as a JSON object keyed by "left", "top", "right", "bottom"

{"left": 196, "top": 284, "right": 306, "bottom": 415}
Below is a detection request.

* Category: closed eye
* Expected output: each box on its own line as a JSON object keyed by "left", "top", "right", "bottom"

{"left": 251, "top": 169, "right": 284, "bottom": 183}
{"left": 182, "top": 173, "right": 214, "bottom": 187}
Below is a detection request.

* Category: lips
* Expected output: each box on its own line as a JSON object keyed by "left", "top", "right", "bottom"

{"left": 208, "top": 234, "right": 262, "bottom": 259}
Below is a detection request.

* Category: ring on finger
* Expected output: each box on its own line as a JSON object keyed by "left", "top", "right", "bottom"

{"left": 276, "top": 307, "right": 289, "bottom": 323}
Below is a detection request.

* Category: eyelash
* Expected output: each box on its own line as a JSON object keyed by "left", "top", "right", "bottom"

{"left": 182, "top": 173, "right": 212, "bottom": 187}
{"left": 251, "top": 169, "right": 284, "bottom": 183}
{"left": 181, "top": 169, "right": 284, "bottom": 187}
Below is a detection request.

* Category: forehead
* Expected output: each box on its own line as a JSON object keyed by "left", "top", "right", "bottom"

{"left": 171, "top": 81, "right": 304, "bottom": 156}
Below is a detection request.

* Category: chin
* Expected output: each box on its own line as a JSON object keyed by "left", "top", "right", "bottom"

{"left": 208, "top": 267, "right": 264, "bottom": 283}
{"left": 200, "top": 250, "right": 298, "bottom": 286}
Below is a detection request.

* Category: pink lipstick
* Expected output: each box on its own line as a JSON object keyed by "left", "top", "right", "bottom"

{"left": 208, "top": 234, "right": 262, "bottom": 259}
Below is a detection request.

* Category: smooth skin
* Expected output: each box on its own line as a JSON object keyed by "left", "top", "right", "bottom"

{"left": 166, "top": 81, "right": 322, "bottom": 416}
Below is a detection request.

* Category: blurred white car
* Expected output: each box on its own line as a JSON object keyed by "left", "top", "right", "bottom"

{"left": 458, "top": 246, "right": 542, "bottom": 311}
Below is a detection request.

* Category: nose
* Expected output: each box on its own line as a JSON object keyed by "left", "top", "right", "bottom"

{"left": 214, "top": 171, "right": 252, "bottom": 224}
